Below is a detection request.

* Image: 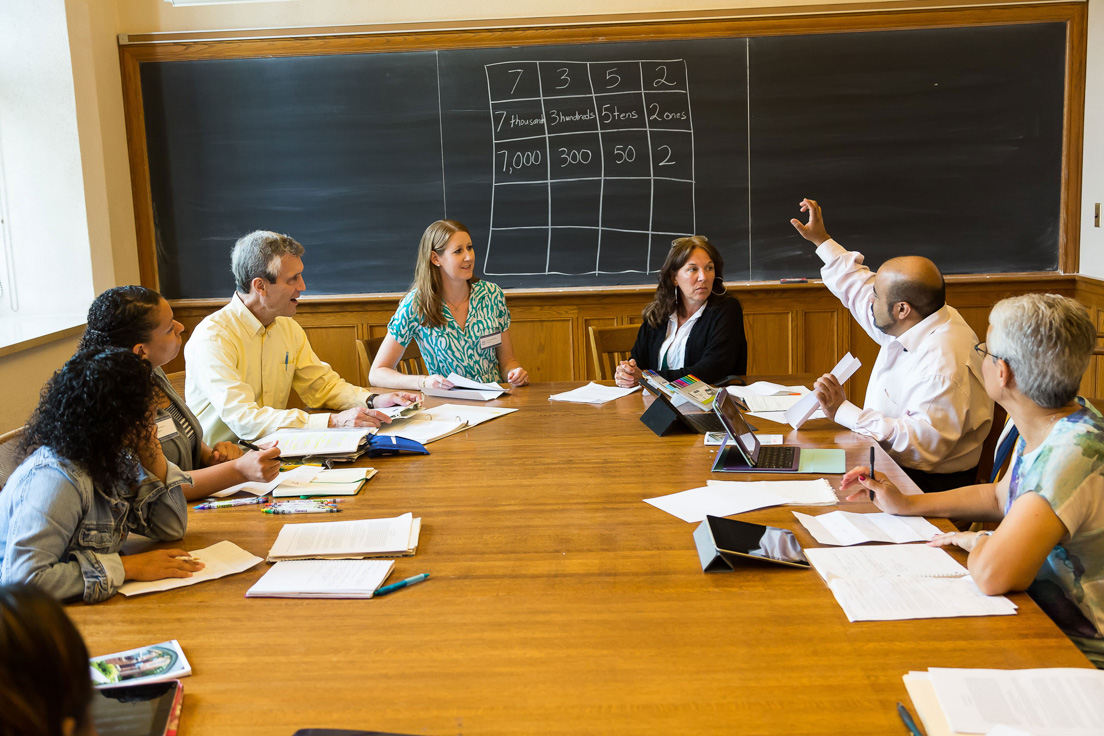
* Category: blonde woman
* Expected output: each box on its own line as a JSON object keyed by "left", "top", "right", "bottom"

{"left": 370, "top": 220, "right": 528, "bottom": 390}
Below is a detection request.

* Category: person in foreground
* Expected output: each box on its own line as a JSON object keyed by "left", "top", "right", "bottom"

{"left": 615, "top": 235, "right": 747, "bottom": 388}
{"left": 185, "top": 230, "right": 418, "bottom": 444}
{"left": 0, "top": 583, "right": 95, "bottom": 736}
{"left": 369, "top": 219, "right": 528, "bottom": 390}
{"left": 844, "top": 294, "right": 1104, "bottom": 667}
{"left": 791, "top": 199, "right": 993, "bottom": 493}
{"left": 82, "top": 285, "right": 281, "bottom": 500}
{"left": 0, "top": 349, "right": 203, "bottom": 603}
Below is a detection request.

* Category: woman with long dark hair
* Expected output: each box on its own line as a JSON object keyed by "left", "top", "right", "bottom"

{"left": 0, "top": 348, "right": 203, "bottom": 603}
{"left": 81, "top": 285, "right": 281, "bottom": 499}
{"left": 0, "top": 583, "right": 94, "bottom": 736}
{"left": 615, "top": 236, "right": 747, "bottom": 387}
{"left": 370, "top": 219, "right": 528, "bottom": 390}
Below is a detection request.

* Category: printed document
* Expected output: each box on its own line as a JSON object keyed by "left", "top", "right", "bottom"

{"left": 209, "top": 465, "right": 320, "bottom": 498}
{"left": 707, "top": 479, "right": 838, "bottom": 505}
{"left": 785, "top": 353, "right": 862, "bottom": 428}
{"left": 267, "top": 512, "right": 420, "bottom": 560}
{"left": 644, "top": 485, "right": 790, "bottom": 522}
{"left": 794, "top": 510, "right": 941, "bottom": 545}
{"left": 253, "top": 428, "right": 372, "bottom": 456}
{"left": 549, "top": 382, "right": 641, "bottom": 404}
{"left": 246, "top": 559, "right": 395, "bottom": 598}
{"left": 424, "top": 373, "right": 505, "bottom": 401}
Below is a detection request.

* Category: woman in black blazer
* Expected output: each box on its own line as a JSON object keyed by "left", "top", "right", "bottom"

{"left": 615, "top": 236, "right": 747, "bottom": 387}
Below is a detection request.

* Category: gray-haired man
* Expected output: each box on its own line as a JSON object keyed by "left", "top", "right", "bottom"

{"left": 184, "top": 230, "right": 417, "bottom": 444}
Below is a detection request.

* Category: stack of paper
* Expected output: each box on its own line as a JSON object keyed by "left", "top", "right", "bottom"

{"left": 271, "top": 467, "right": 377, "bottom": 498}
{"left": 253, "top": 428, "right": 373, "bottom": 457}
{"left": 806, "top": 544, "right": 1018, "bottom": 621}
{"left": 267, "top": 512, "right": 421, "bottom": 561}
{"left": 378, "top": 403, "right": 517, "bottom": 444}
{"left": 903, "top": 667, "right": 1104, "bottom": 736}
{"left": 549, "top": 382, "right": 641, "bottom": 404}
{"left": 794, "top": 510, "right": 941, "bottom": 545}
{"left": 246, "top": 559, "right": 395, "bottom": 599}
{"left": 424, "top": 373, "right": 505, "bottom": 401}
{"left": 118, "top": 541, "right": 263, "bottom": 596}
{"left": 644, "top": 484, "right": 791, "bottom": 522}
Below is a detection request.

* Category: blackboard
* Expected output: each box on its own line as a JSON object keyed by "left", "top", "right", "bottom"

{"left": 138, "top": 21, "right": 1067, "bottom": 298}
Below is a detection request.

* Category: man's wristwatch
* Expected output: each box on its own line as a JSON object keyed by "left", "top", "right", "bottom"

{"left": 365, "top": 393, "right": 379, "bottom": 409}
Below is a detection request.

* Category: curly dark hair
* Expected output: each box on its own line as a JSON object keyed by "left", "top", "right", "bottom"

{"left": 79, "top": 285, "right": 162, "bottom": 352}
{"left": 20, "top": 348, "right": 157, "bottom": 491}
{"left": 0, "top": 583, "right": 92, "bottom": 736}
{"left": 642, "top": 236, "right": 728, "bottom": 329}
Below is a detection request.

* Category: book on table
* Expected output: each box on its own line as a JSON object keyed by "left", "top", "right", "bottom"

{"left": 266, "top": 512, "right": 421, "bottom": 561}
{"left": 246, "top": 559, "right": 395, "bottom": 599}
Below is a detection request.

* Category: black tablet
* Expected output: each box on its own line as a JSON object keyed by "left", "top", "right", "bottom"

{"left": 704, "top": 516, "right": 810, "bottom": 569}
{"left": 91, "top": 680, "right": 182, "bottom": 736}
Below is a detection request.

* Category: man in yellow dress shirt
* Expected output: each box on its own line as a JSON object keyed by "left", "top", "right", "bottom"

{"left": 184, "top": 230, "right": 418, "bottom": 444}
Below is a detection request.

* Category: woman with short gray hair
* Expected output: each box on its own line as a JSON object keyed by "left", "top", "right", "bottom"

{"left": 844, "top": 293, "right": 1104, "bottom": 667}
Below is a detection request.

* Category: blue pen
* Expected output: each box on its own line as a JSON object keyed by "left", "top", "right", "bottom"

{"left": 374, "top": 573, "right": 429, "bottom": 597}
{"left": 284, "top": 351, "right": 289, "bottom": 371}
{"left": 896, "top": 702, "right": 924, "bottom": 736}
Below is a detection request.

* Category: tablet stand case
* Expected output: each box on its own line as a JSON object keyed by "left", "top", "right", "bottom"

{"left": 693, "top": 515, "right": 744, "bottom": 572}
{"left": 639, "top": 397, "right": 691, "bottom": 437}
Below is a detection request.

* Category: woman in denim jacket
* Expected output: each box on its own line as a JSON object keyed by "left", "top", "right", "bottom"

{"left": 0, "top": 348, "right": 204, "bottom": 603}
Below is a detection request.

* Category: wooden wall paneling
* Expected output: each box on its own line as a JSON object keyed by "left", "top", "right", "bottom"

{"left": 745, "top": 311, "right": 794, "bottom": 375}
{"left": 801, "top": 309, "right": 841, "bottom": 376}
{"left": 509, "top": 317, "right": 575, "bottom": 382}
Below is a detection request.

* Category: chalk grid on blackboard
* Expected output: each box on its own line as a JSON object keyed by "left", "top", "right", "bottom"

{"left": 484, "top": 59, "right": 696, "bottom": 276}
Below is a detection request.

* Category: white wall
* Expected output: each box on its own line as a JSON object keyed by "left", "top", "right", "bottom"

{"left": 1081, "top": 0, "right": 1104, "bottom": 278}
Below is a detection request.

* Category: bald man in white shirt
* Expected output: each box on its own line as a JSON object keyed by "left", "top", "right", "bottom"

{"left": 791, "top": 199, "right": 993, "bottom": 493}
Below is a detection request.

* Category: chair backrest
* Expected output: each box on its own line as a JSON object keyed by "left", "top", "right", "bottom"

{"left": 0, "top": 426, "right": 27, "bottom": 492}
{"left": 974, "top": 403, "right": 1010, "bottom": 485}
{"left": 164, "top": 370, "right": 187, "bottom": 398}
{"left": 356, "top": 336, "right": 426, "bottom": 385}
{"left": 588, "top": 325, "right": 640, "bottom": 381}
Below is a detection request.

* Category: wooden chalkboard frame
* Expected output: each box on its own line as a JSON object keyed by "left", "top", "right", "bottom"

{"left": 118, "top": 1, "right": 1088, "bottom": 293}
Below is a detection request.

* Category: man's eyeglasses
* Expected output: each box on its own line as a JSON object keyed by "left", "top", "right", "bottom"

{"left": 974, "top": 342, "right": 1005, "bottom": 362}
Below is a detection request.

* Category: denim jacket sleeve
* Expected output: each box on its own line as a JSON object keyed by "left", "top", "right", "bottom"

{"left": 1, "top": 455, "right": 190, "bottom": 604}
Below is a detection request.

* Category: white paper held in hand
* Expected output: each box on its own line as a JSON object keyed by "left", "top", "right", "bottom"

{"left": 784, "top": 352, "right": 862, "bottom": 429}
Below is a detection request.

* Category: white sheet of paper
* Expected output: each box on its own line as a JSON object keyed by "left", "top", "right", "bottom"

{"left": 208, "top": 465, "right": 320, "bottom": 498}
{"left": 426, "top": 403, "right": 517, "bottom": 427}
{"left": 267, "top": 512, "right": 416, "bottom": 559}
{"left": 784, "top": 352, "right": 862, "bottom": 428}
{"left": 706, "top": 478, "right": 838, "bottom": 506}
{"left": 727, "top": 382, "right": 810, "bottom": 398}
{"left": 446, "top": 373, "right": 506, "bottom": 392}
{"left": 744, "top": 394, "right": 803, "bottom": 412}
{"left": 378, "top": 416, "right": 466, "bottom": 445}
{"left": 422, "top": 373, "right": 505, "bottom": 401}
{"left": 794, "top": 510, "right": 941, "bottom": 546}
{"left": 549, "top": 382, "right": 641, "bottom": 404}
{"left": 246, "top": 559, "right": 395, "bottom": 598}
{"left": 928, "top": 667, "right": 1104, "bottom": 736}
{"left": 904, "top": 672, "right": 965, "bottom": 736}
{"left": 643, "top": 485, "right": 790, "bottom": 522}
{"left": 805, "top": 543, "right": 968, "bottom": 583}
{"left": 827, "top": 575, "right": 1017, "bottom": 621}
{"left": 286, "top": 467, "right": 371, "bottom": 485}
{"left": 118, "top": 541, "right": 263, "bottom": 596}
{"left": 253, "top": 428, "right": 371, "bottom": 456}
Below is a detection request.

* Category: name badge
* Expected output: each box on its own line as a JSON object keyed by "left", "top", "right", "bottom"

{"left": 479, "top": 332, "right": 503, "bottom": 350}
{"left": 155, "top": 416, "right": 179, "bottom": 441}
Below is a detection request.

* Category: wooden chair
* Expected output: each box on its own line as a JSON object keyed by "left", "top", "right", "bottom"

{"left": 165, "top": 370, "right": 187, "bottom": 398}
{"left": 588, "top": 325, "right": 640, "bottom": 381}
{"left": 0, "top": 427, "right": 26, "bottom": 492}
{"left": 356, "top": 336, "right": 426, "bottom": 385}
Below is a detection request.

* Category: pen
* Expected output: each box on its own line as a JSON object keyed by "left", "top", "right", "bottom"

{"left": 263, "top": 507, "right": 340, "bottom": 514}
{"left": 285, "top": 351, "right": 289, "bottom": 371}
{"left": 868, "top": 447, "right": 876, "bottom": 502}
{"left": 238, "top": 439, "right": 262, "bottom": 452}
{"left": 374, "top": 572, "right": 429, "bottom": 597}
{"left": 194, "top": 496, "right": 269, "bottom": 510}
{"left": 896, "top": 702, "right": 924, "bottom": 736}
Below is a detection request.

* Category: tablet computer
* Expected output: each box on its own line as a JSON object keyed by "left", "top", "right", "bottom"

{"left": 696, "top": 515, "right": 810, "bottom": 569}
{"left": 91, "top": 680, "right": 183, "bottom": 736}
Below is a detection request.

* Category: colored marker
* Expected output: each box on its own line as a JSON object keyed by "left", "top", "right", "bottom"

{"left": 374, "top": 573, "right": 429, "bottom": 597}
{"left": 263, "top": 507, "right": 339, "bottom": 514}
{"left": 194, "top": 496, "right": 269, "bottom": 510}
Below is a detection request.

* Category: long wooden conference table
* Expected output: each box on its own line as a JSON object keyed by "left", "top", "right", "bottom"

{"left": 67, "top": 382, "right": 1092, "bottom": 735}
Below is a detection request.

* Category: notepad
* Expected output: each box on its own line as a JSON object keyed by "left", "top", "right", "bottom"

{"left": 246, "top": 559, "right": 395, "bottom": 598}
{"left": 118, "top": 541, "right": 264, "bottom": 596}
{"left": 271, "top": 468, "right": 377, "bottom": 498}
{"left": 266, "top": 512, "right": 421, "bottom": 561}
{"left": 806, "top": 545, "right": 1017, "bottom": 621}
{"left": 209, "top": 465, "right": 320, "bottom": 498}
{"left": 794, "top": 510, "right": 941, "bottom": 545}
